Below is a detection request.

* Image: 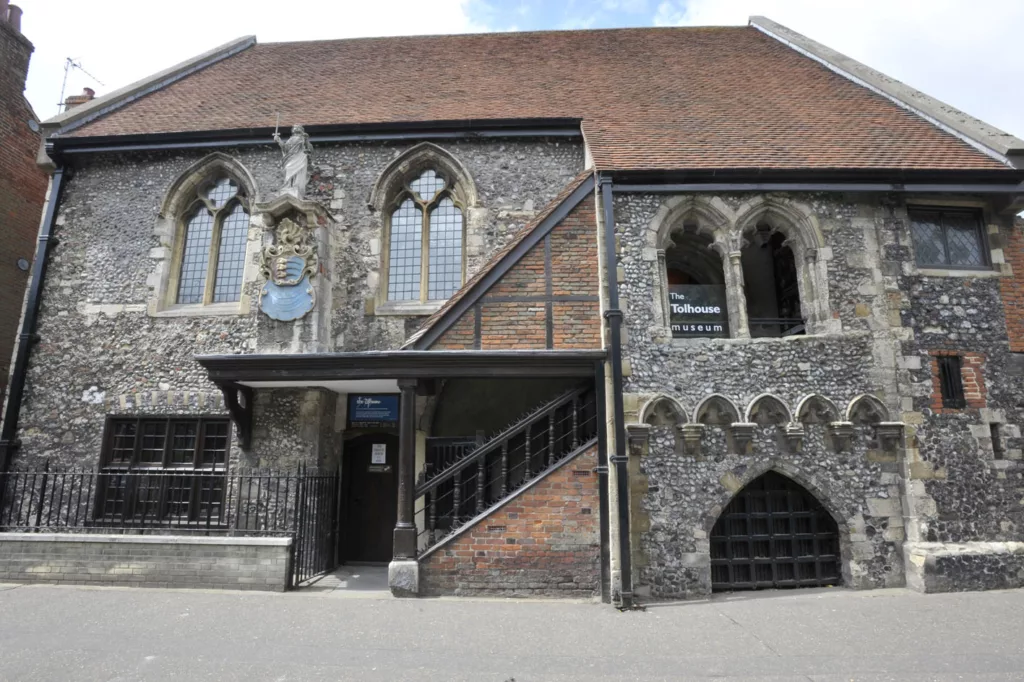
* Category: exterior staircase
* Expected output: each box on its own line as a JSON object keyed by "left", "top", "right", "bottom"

{"left": 417, "top": 384, "right": 599, "bottom": 555}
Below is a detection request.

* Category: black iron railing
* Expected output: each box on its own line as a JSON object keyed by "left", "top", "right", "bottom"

{"left": 0, "top": 464, "right": 339, "bottom": 587}
{"left": 417, "top": 384, "right": 599, "bottom": 551}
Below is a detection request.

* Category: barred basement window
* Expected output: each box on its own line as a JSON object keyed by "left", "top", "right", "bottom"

{"left": 176, "top": 177, "right": 250, "bottom": 305}
{"left": 98, "top": 416, "right": 230, "bottom": 522}
{"left": 909, "top": 208, "right": 989, "bottom": 269}
{"left": 386, "top": 169, "right": 465, "bottom": 302}
{"left": 937, "top": 355, "right": 967, "bottom": 409}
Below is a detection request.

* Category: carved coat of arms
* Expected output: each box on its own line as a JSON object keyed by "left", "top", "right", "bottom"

{"left": 259, "top": 218, "right": 317, "bottom": 321}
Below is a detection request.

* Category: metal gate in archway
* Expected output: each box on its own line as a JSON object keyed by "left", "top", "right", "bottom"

{"left": 710, "top": 471, "right": 841, "bottom": 591}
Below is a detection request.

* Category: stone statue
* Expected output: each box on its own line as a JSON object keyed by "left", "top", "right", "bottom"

{"left": 273, "top": 125, "right": 313, "bottom": 199}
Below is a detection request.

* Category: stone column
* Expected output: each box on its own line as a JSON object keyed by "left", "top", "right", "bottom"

{"left": 389, "top": 378, "right": 419, "bottom": 596}
{"left": 726, "top": 251, "right": 750, "bottom": 338}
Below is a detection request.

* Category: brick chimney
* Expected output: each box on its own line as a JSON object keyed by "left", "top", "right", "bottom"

{"left": 63, "top": 87, "right": 96, "bottom": 111}
{"left": 1, "top": 2, "right": 23, "bottom": 32}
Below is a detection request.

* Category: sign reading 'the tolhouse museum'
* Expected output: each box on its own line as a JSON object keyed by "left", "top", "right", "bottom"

{"left": 669, "top": 285, "right": 729, "bottom": 338}
{"left": 348, "top": 394, "right": 399, "bottom": 428}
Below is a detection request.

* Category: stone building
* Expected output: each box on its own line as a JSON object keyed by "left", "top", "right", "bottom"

{"left": 0, "top": 2, "right": 46, "bottom": 406}
{"left": 1, "top": 18, "right": 1023, "bottom": 600}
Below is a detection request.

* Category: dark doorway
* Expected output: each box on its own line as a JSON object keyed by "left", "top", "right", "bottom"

{"left": 341, "top": 433, "right": 399, "bottom": 563}
{"left": 710, "top": 471, "right": 841, "bottom": 591}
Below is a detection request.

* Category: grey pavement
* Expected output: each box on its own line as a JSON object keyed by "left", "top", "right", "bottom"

{"left": 0, "top": 581, "right": 1022, "bottom": 681}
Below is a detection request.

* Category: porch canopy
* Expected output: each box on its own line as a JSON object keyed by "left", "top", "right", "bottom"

{"left": 195, "top": 349, "right": 605, "bottom": 561}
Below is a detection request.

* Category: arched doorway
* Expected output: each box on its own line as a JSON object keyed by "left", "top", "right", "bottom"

{"left": 710, "top": 471, "right": 841, "bottom": 591}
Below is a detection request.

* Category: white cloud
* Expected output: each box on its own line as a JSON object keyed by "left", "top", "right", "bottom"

{"left": 654, "top": 0, "right": 1024, "bottom": 139}
{"left": 17, "top": 0, "right": 490, "bottom": 120}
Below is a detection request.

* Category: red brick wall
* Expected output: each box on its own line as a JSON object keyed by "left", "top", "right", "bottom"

{"left": 929, "top": 350, "right": 987, "bottom": 412}
{"left": 433, "top": 200, "right": 600, "bottom": 350}
{"left": 1001, "top": 220, "right": 1024, "bottom": 352}
{"left": 420, "top": 444, "right": 600, "bottom": 597}
{"left": 0, "top": 21, "right": 47, "bottom": 403}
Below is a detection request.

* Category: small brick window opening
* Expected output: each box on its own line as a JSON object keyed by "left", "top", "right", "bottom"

{"left": 937, "top": 355, "right": 967, "bottom": 409}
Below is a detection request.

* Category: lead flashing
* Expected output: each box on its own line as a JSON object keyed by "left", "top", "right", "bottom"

{"left": 750, "top": 16, "right": 1024, "bottom": 169}
{"left": 43, "top": 35, "right": 257, "bottom": 137}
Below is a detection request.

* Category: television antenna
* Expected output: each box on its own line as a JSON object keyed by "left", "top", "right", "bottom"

{"left": 58, "top": 57, "right": 105, "bottom": 112}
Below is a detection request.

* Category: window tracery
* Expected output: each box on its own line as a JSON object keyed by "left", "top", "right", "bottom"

{"left": 386, "top": 169, "right": 465, "bottom": 302}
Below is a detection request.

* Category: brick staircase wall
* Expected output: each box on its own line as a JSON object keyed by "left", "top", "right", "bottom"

{"left": 420, "top": 444, "right": 600, "bottom": 598}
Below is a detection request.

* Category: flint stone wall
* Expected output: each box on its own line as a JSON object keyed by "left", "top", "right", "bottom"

{"left": 12, "top": 138, "right": 582, "bottom": 470}
{"left": 614, "top": 191, "right": 1024, "bottom": 599}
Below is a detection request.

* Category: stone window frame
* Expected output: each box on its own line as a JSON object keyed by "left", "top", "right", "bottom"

{"left": 148, "top": 153, "right": 261, "bottom": 318}
{"left": 369, "top": 143, "right": 480, "bottom": 317}
{"left": 644, "top": 195, "right": 837, "bottom": 342}
{"left": 900, "top": 198, "right": 1006, "bottom": 279}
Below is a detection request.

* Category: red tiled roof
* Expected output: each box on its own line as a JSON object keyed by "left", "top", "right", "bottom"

{"left": 406, "top": 171, "right": 595, "bottom": 349}
{"left": 66, "top": 26, "right": 1005, "bottom": 171}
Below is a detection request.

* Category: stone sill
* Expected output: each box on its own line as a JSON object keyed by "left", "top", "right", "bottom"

{"left": 906, "top": 541, "right": 1024, "bottom": 558}
{"left": 667, "top": 329, "right": 868, "bottom": 349}
{"left": 0, "top": 533, "right": 292, "bottom": 547}
{"left": 150, "top": 302, "right": 247, "bottom": 318}
{"left": 375, "top": 300, "right": 445, "bottom": 317}
{"left": 915, "top": 267, "right": 1001, "bottom": 278}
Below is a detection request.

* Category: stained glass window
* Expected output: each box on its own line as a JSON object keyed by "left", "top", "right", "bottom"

{"left": 388, "top": 199, "right": 423, "bottom": 301}
{"left": 175, "top": 177, "right": 249, "bottom": 305}
{"left": 177, "top": 210, "right": 214, "bottom": 304}
{"left": 909, "top": 208, "right": 987, "bottom": 268}
{"left": 386, "top": 169, "right": 464, "bottom": 302}
{"left": 428, "top": 197, "right": 464, "bottom": 300}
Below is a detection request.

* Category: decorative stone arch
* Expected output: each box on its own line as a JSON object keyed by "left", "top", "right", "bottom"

{"left": 640, "top": 394, "right": 689, "bottom": 427}
{"left": 644, "top": 196, "right": 739, "bottom": 338}
{"left": 368, "top": 142, "right": 479, "bottom": 212}
{"left": 795, "top": 393, "right": 841, "bottom": 424}
{"left": 149, "top": 153, "right": 261, "bottom": 316}
{"left": 702, "top": 461, "right": 854, "bottom": 588}
{"left": 646, "top": 195, "right": 734, "bottom": 251}
{"left": 159, "top": 152, "right": 259, "bottom": 219}
{"left": 731, "top": 195, "right": 836, "bottom": 336}
{"left": 694, "top": 394, "right": 740, "bottom": 426}
{"left": 846, "top": 394, "right": 891, "bottom": 425}
{"left": 744, "top": 393, "right": 792, "bottom": 426}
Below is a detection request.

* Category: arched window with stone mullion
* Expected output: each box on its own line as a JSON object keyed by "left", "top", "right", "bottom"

{"left": 386, "top": 169, "right": 465, "bottom": 302}
{"left": 175, "top": 177, "right": 250, "bottom": 305}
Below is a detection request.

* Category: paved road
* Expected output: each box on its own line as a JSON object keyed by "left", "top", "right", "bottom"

{"left": 1, "top": 582, "right": 1022, "bottom": 681}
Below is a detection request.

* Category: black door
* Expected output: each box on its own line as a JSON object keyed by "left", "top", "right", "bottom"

{"left": 710, "top": 471, "right": 841, "bottom": 590}
{"left": 341, "top": 434, "right": 399, "bottom": 563}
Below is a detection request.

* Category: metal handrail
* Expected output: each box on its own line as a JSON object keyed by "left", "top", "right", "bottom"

{"left": 415, "top": 384, "right": 590, "bottom": 497}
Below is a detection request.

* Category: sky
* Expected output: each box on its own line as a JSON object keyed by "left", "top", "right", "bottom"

{"left": 13, "top": 0, "right": 1024, "bottom": 143}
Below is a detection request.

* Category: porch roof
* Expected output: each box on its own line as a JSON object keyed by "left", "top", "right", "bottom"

{"left": 195, "top": 350, "right": 606, "bottom": 386}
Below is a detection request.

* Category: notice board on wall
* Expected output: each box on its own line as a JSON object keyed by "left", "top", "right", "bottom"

{"left": 348, "top": 394, "right": 399, "bottom": 428}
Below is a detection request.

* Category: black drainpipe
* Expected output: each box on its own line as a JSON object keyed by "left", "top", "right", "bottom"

{"left": 599, "top": 173, "right": 632, "bottom": 608}
{"left": 594, "top": 360, "right": 611, "bottom": 603}
{"left": 0, "top": 164, "right": 66, "bottom": 475}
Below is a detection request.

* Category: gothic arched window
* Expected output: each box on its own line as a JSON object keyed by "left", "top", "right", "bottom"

{"left": 175, "top": 177, "right": 250, "bottom": 305}
{"left": 386, "top": 169, "right": 465, "bottom": 302}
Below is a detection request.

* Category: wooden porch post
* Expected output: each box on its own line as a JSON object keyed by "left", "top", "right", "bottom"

{"left": 393, "top": 378, "right": 418, "bottom": 559}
